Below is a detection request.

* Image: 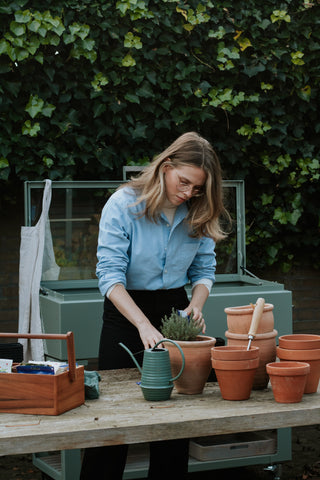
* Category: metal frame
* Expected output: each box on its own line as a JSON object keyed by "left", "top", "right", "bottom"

{"left": 33, "top": 428, "right": 291, "bottom": 480}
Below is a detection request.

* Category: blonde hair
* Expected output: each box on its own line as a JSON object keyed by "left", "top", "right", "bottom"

{"left": 124, "top": 132, "right": 229, "bottom": 241}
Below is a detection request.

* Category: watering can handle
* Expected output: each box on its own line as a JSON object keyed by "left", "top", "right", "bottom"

{"left": 153, "top": 338, "right": 185, "bottom": 382}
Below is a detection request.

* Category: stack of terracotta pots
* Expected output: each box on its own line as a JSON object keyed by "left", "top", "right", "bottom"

{"left": 276, "top": 334, "right": 320, "bottom": 393}
{"left": 224, "top": 303, "right": 277, "bottom": 390}
{"left": 211, "top": 345, "right": 259, "bottom": 400}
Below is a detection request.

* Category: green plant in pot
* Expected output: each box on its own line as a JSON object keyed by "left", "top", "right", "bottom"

{"left": 161, "top": 309, "right": 216, "bottom": 394}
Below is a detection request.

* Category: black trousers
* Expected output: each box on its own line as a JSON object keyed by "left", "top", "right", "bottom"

{"left": 80, "top": 287, "right": 190, "bottom": 480}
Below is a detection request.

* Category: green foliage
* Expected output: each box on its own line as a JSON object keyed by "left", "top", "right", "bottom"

{"left": 0, "top": 0, "right": 319, "bottom": 270}
{"left": 160, "top": 309, "right": 202, "bottom": 341}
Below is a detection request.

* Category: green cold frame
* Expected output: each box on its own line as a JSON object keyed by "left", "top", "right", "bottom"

{"left": 24, "top": 178, "right": 292, "bottom": 479}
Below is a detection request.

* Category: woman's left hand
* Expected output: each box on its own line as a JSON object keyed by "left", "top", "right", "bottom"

{"left": 184, "top": 306, "right": 206, "bottom": 334}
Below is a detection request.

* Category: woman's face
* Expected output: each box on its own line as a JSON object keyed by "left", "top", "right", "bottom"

{"left": 164, "top": 163, "right": 206, "bottom": 206}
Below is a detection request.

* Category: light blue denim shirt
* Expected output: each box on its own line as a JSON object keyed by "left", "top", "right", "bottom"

{"left": 96, "top": 187, "right": 216, "bottom": 296}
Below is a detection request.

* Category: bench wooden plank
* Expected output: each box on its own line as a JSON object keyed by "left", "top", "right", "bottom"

{"left": 0, "top": 369, "right": 319, "bottom": 456}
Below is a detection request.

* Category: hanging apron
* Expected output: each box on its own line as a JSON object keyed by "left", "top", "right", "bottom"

{"left": 18, "top": 179, "right": 59, "bottom": 361}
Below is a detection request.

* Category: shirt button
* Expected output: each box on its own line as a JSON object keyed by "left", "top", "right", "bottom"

{"left": 166, "top": 223, "right": 170, "bottom": 227}
{"left": 164, "top": 269, "right": 167, "bottom": 273}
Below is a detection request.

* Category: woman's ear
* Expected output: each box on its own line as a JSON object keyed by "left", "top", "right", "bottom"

{"left": 163, "top": 158, "right": 172, "bottom": 172}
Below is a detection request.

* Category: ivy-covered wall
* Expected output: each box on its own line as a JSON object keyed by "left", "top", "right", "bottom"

{"left": 0, "top": 0, "right": 319, "bottom": 271}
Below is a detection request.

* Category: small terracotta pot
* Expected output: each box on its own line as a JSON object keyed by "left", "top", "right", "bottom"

{"left": 167, "top": 335, "right": 216, "bottom": 394}
{"left": 276, "top": 346, "right": 320, "bottom": 393}
{"left": 266, "top": 361, "right": 310, "bottom": 403}
{"left": 278, "top": 334, "right": 320, "bottom": 350}
{"left": 212, "top": 357, "right": 259, "bottom": 401}
{"left": 224, "top": 303, "right": 274, "bottom": 334}
{"left": 226, "top": 329, "right": 277, "bottom": 390}
{"left": 211, "top": 345, "right": 259, "bottom": 361}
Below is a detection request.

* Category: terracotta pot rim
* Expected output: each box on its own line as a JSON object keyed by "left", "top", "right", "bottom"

{"left": 277, "top": 346, "right": 320, "bottom": 360}
{"left": 279, "top": 334, "right": 320, "bottom": 350}
{"left": 267, "top": 361, "right": 310, "bottom": 376}
{"left": 226, "top": 329, "right": 278, "bottom": 340}
{"left": 212, "top": 357, "right": 259, "bottom": 370}
{"left": 167, "top": 335, "right": 216, "bottom": 348}
{"left": 211, "top": 345, "right": 259, "bottom": 360}
{"left": 224, "top": 303, "right": 274, "bottom": 315}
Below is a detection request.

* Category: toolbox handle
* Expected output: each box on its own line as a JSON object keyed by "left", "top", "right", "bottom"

{"left": 0, "top": 332, "right": 77, "bottom": 381}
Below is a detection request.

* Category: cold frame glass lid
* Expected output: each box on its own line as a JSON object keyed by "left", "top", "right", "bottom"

{"left": 24, "top": 180, "right": 245, "bottom": 283}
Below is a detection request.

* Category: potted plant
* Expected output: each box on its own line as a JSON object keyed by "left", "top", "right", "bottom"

{"left": 160, "top": 309, "right": 216, "bottom": 394}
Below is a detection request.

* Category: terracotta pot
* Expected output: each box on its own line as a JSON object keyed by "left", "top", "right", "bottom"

{"left": 166, "top": 335, "right": 216, "bottom": 394}
{"left": 224, "top": 303, "right": 274, "bottom": 334}
{"left": 276, "top": 346, "right": 320, "bottom": 393}
{"left": 279, "top": 334, "right": 320, "bottom": 350}
{"left": 212, "top": 357, "right": 259, "bottom": 400}
{"left": 211, "top": 345, "right": 259, "bottom": 361}
{"left": 266, "top": 361, "right": 310, "bottom": 403}
{"left": 226, "top": 329, "right": 278, "bottom": 390}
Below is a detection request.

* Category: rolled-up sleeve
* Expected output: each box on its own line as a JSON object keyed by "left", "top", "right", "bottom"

{"left": 187, "top": 236, "right": 216, "bottom": 286}
{"left": 96, "top": 193, "right": 131, "bottom": 297}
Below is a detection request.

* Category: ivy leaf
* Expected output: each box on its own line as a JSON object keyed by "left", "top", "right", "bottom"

{"left": 146, "top": 71, "right": 157, "bottom": 85}
{"left": 261, "top": 82, "right": 273, "bottom": 91}
{"left": 52, "top": 23, "right": 65, "bottom": 36}
{"left": 25, "top": 95, "right": 44, "bottom": 118}
{"left": 243, "top": 63, "right": 266, "bottom": 77}
{"left": 0, "top": 6, "right": 12, "bottom": 14}
{"left": 129, "top": 123, "right": 147, "bottom": 139}
{"left": 22, "top": 120, "right": 40, "bottom": 136}
{"left": 124, "top": 93, "right": 140, "bottom": 104}
{"left": 237, "top": 37, "right": 252, "bottom": 51}
{"left": 69, "top": 23, "right": 81, "bottom": 36}
{"left": 208, "top": 26, "right": 226, "bottom": 39}
{"left": 10, "top": 21, "right": 26, "bottom": 36}
{"left": 14, "top": 10, "right": 32, "bottom": 23}
{"left": 42, "top": 156, "right": 54, "bottom": 168}
{"left": 291, "top": 51, "right": 305, "bottom": 65}
{"left": 270, "top": 10, "right": 291, "bottom": 23}
{"left": 35, "top": 53, "right": 44, "bottom": 64}
{"left": 41, "top": 103, "right": 56, "bottom": 117}
{"left": 93, "top": 103, "right": 107, "bottom": 118}
{"left": 28, "top": 20, "right": 41, "bottom": 33}
{"left": 136, "top": 84, "right": 153, "bottom": 98}
{"left": 0, "top": 157, "right": 10, "bottom": 180}
{"left": 15, "top": 47, "right": 29, "bottom": 61}
{"left": 5, "top": 81, "right": 21, "bottom": 97}
{"left": 122, "top": 54, "right": 136, "bottom": 67}
{"left": 259, "top": 19, "right": 271, "bottom": 30}
{"left": 124, "top": 32, "right": 142, "bottom": 49}
{"left": 0, "top": 157, "right": 9, "bottom": 169}
{"left": 267, "top": 245, "right": 278, "bottom": 259}
{"left": 82, "top": 38, "right": 95, "bottom": 51}
{"left": 176, "top": 7, "right": 188, "bottom": 21}
{"left": 261, "top": 193, "right": 274, "bottom": 205}
{"left": 0, "top": 39, "right": 10, "bottom": 55}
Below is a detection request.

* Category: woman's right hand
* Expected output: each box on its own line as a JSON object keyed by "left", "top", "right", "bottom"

{"left": 108, "top": 285, "right": 164, "bottom": 350}
{"left": 137, "top": 322, "right": 164, "bottom": 350}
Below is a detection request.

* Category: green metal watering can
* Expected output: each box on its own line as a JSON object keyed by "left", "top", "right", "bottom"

{"left": 119, "top": 339, "right": 185, "bottom": 401}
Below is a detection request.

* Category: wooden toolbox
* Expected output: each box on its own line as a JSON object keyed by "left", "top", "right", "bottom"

{"left": 0, "top": 332, "right": 84, "bottom": 415}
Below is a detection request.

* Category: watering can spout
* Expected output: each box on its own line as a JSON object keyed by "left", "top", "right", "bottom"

{"left": 119, "top": 342, "right": 142, "bottom": 373}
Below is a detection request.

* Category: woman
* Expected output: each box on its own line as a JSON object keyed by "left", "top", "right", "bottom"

{"left": 80, "top": 131, "right": 229, "bottom": 479}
